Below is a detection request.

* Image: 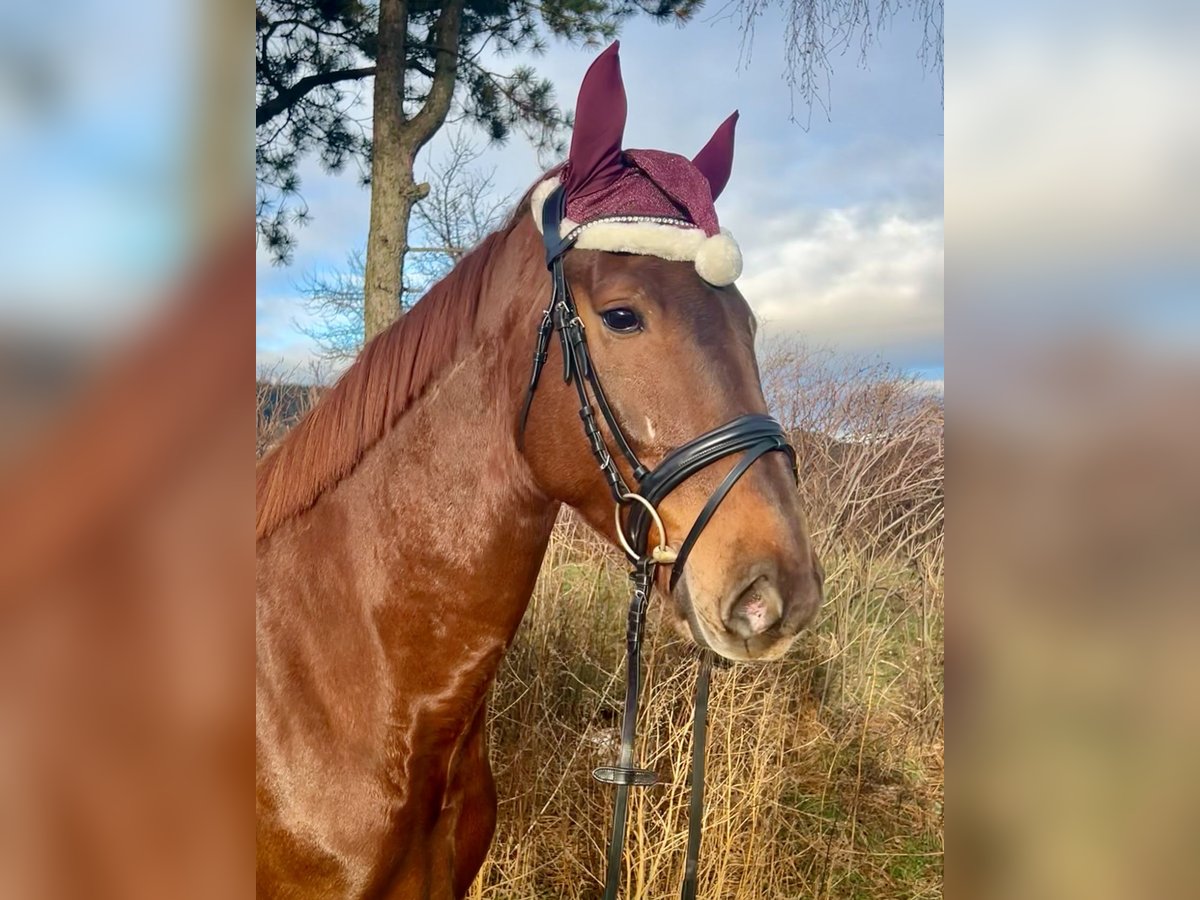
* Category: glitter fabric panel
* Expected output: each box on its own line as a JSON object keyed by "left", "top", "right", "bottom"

{"left": 563, "top": 149, "right": 721, "bottom": 237}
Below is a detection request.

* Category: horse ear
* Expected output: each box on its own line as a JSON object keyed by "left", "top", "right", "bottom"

{"left": 565, "top": 42, "right": 627, "bottom": 196}
{"left": 692, "top": 111, "right": 739, "bottom": 201}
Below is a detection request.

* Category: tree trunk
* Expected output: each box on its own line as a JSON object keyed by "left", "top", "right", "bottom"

{"left": 363, "top": 0, "right": 464, "bottom": 343}
{"left": 363, "top": 0, "right": 410, "bottom": 342}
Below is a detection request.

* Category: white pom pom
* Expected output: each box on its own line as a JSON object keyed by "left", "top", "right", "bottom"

{"left": 694, "top": 230, "right": 742, "bottom": 286}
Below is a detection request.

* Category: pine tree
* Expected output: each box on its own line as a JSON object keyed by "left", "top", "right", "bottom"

{"left": 256, "top": 0, "right": 703, "bottom": 338}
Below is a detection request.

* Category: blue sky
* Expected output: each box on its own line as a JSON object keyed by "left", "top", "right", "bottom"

{"left": 256, "top": 7, "right": 944, "bottom": 385}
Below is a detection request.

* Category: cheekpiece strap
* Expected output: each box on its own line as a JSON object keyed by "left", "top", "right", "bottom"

{"left": 542, "top": 184, "right": 575, "bottom": 267}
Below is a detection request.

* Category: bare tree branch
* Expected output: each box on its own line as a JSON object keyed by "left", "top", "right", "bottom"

{"left": 257, "top": 65, "right": 377, "bottom": 127}
{"left": 301, "top": 132, "right": 508, "bottom": 361}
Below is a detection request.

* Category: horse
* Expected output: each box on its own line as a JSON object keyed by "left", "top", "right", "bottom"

{"left": 256, "top": 44, "right": 823, "bottom": 900}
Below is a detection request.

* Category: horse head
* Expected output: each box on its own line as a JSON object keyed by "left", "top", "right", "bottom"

{"left": 519, "top": 43, "right": 823, "bottom": 662}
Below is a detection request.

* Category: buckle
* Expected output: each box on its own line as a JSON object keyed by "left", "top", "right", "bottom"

{"left": 592, "top": 766, "right": 658, "bottom": 787}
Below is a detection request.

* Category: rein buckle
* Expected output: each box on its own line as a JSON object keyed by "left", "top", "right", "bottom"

{"left": 592, "top": 765, "right": 659, "bottom": 787}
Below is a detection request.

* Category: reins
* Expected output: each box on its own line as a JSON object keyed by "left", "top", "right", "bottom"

{"left": 521, "top": 184, "right": 797, "bottom": 900}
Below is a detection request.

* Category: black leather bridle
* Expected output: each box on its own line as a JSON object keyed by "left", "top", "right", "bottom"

{"left": 520, "top": 184, "right": 797, "bottom": 900}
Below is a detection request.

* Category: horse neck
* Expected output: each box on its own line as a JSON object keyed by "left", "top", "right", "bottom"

{"left": 348, "top": 328, "right": 559, "bottom": 637}
{"left": 263, "top": 225, "right": 558, "bottom": 705}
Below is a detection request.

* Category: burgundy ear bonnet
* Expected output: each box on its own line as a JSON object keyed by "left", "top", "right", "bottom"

{"left": 530, "top": 42, "right": 743, "bottom": 286}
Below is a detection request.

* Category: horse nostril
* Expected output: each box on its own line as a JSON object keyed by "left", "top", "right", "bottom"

{"left": 725, "top": 575, "right": 783, "bottom": 639}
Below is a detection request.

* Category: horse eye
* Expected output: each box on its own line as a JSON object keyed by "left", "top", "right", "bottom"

{"left": 600, "top": 308, "right": 642, "bottom": 334}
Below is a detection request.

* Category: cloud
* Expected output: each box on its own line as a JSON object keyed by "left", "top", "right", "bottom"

{"left": 948, "top": 28, "right": 1195, "bottom": 363}
{"left": 949, "top": 33, "right": 1198, "bottom": 266}
{"left": 254, "top": 204, "right": 945, "bottom": 381}
{"left": 738, "top": 206, "right": 943, "bottom": 369}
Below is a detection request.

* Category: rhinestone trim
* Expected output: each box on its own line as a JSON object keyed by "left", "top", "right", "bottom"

{"left": 562, "top": 215, "right": 698, "bottom": 246}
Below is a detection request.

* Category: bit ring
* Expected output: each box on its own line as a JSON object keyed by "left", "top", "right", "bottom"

{"left": 614, "top": 493, "right": 678, "bottom": 564}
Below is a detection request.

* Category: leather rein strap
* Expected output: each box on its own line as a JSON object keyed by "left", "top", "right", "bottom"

{"left": 520, "top": 184, "right": 797, "bottom": 899}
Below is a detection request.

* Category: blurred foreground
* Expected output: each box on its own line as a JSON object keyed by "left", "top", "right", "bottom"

{"left": 0, "top": 0, "right": 249, "bottom": 895}
{"left": 951, "top": 2, "right": 1200, "bottom": 896}
{"left": 0, "top": 233, "right": 252, "bottom": 897}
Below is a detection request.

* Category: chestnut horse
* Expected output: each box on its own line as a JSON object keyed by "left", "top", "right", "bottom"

{"left": 255, "top": 191, "right": 824, "bottom": 895}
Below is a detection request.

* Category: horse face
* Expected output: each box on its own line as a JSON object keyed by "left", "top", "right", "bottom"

{"left": 524, "top": 249, "right": 823, "bottom": 662}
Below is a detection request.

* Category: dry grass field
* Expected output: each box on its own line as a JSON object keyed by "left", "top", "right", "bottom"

{"left": 258, "top": 342, "right": 944, "bottom": 899}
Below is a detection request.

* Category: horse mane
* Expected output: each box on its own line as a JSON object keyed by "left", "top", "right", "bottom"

{"left": 256, "top": 197, "right": 537, "bottom": 541}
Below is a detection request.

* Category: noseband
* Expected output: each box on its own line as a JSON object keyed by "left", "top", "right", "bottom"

{"left": 520, "top": 185, "right": 796, "bottom": 900}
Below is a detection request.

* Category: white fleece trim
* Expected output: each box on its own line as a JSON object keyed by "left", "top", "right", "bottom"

{"left": 530, "top": 177, "right": 561, "bottom": 234}
{"left": 573, "top": 219, "right": 707, "bottom": 260}
{"left": 528, "top": 175, "right": 742, "bottom": 284}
